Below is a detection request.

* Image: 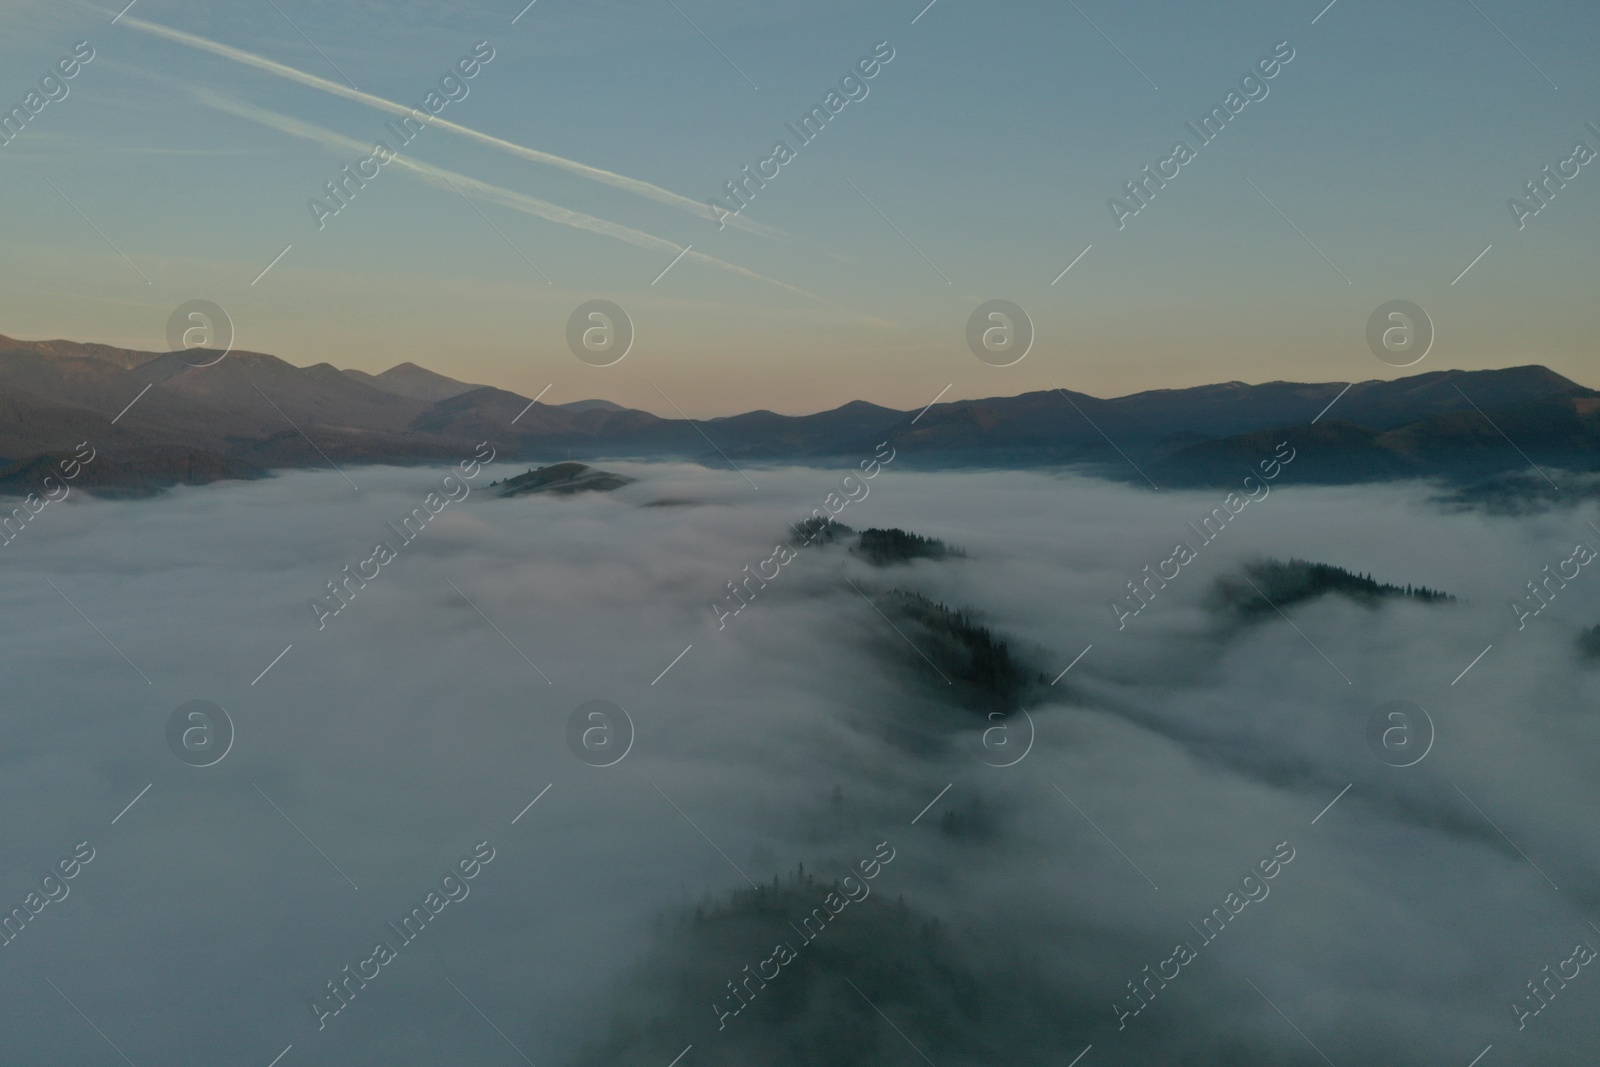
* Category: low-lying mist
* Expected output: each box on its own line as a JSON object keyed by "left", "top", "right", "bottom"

{"left": 2, "top": 458, "right": 1598, "bottom": 1065}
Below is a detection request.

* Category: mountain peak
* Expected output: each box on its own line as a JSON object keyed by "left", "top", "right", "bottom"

{"left": 342, "top": 362, "right": 480, "bottom": 402}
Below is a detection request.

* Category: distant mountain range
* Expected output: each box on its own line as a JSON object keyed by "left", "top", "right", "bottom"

{"left": 2, "top": 331, "right": 1596, "bottom": 495}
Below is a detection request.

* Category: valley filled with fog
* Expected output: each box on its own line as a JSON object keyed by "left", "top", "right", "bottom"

{"left": 3, "top": 458, "right": 1598, "bottom": 1066}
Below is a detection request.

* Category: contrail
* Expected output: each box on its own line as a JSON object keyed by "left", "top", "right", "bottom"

{"left": 120, "top": 14, "right": 783, "bottom": 239}
{"left": 193, "top": 90, "right": 828, "bottom": 303}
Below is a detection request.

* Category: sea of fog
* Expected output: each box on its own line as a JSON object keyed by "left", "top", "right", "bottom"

{"left": 2, "top": 459, "right": 1599, "bottom": 1065}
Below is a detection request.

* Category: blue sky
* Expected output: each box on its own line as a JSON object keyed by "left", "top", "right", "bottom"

{"left": 0, "top": 0, "right": 1595, "bottom": 414}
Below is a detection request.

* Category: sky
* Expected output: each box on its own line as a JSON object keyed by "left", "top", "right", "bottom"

{"left": 3, "top": 461, "right": 1600, "bottom": 1064}
{"left": 0, "top": 0, "right": 1596, "bottom": 415}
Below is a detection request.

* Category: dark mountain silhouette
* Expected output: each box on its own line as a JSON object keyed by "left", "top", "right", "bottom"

{"left": 876, "top": 590, "right": 1036, "bottom": 715}
{"left": 488, "top": 462, "right": 634, "bottom": 497}
{"left": 571, "top": 863, "right": 1082, "bottom": 1067}
{"left": 555, "top": 398, "right": 629, "bottom": 413}
{"left": 341, "top": 361, "right": 482, "bottom": 402}
{"left": 3, "top": 330, "right": 1596, "bottom": 495}
{"left": 1437, "top": 470, "right": 1600, "bottom": 515}
{"left": 853, "top": 528, "right": 962, "bottom": 565}
{"left": 0, "top": 446, "right": 265, "bottom": 499}
{"left": 1213, "top": 559, "right": 1455, "bottom": 618}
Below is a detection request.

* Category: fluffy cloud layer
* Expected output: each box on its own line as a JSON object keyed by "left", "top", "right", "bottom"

{"left": 1, "top": 460, "right": 1598, "bottom": 1065}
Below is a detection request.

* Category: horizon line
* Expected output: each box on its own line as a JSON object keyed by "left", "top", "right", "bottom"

{"left": 0, "top": 329, "right": 1587, "bottom": 421}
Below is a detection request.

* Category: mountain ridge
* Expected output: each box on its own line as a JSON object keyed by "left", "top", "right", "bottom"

{"left": 2, "top": 331, "right": 1595, "bottom": 496}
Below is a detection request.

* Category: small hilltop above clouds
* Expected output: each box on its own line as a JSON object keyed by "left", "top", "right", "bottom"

{"left": 488, "top": 462, "right": 635, "bottom": 497}
{"left": 3, "top": 331, "right": 1598, "bottom": 498}
{"left": 1212, "top": 558, "right": 1456, "bottom": 618}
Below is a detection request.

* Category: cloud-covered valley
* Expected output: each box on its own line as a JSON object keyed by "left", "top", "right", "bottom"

{"left": 3, "top": 459, "right": 1599, "bottom": 1066}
